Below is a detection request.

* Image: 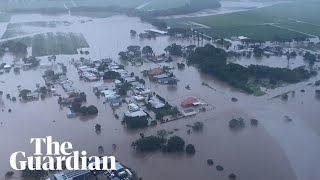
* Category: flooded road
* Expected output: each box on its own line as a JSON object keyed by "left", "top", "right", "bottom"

{"left": 0, "top": 15, "right": 320, "bottom": 180}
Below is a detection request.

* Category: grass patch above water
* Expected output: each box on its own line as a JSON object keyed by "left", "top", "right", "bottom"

{"left": 275, "top": 21, "right": 320, "bottom": 36}
{"left": 247, "top": 78, "right": 284, "bottom": 96}
{"left": 201, "top": 25, "right": 310, "bottom": 41}
{"left": 173, "top": 2, "right": 320, "bottom": 40}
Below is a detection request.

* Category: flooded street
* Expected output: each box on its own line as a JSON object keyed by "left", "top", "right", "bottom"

{"left": 0, "top": 14, "right": 320, "bottom": 180}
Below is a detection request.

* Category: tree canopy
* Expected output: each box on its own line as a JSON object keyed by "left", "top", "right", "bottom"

{"left": 124, "top": 116, "right": 149, "bottom": 129}
{"left": 165, "top": 43, "right": 183, "bottom": 56}
{"left": 131, "top": 135, "right": 166, "bottom": 152}
{"left": 187, "top": 44, "right": 316, "bottom": 94}
{"left": 166, "top": 136, "right": 185, "bottom": 152}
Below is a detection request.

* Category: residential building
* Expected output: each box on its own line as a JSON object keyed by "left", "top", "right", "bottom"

{"left": 101, "top": 90, "right": 119, "bottom": 100}
{"left": 181, "top": 97, "right": 199, "bottom": 107}
{"left": 148, "top": 97, "right": 165, "bottom": 109}
{"left": 110, "top": 98, "right": 122, "bottom": 107}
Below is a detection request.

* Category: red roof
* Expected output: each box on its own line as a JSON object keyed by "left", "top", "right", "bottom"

{"left": 148, "top": 68, "right": 163, "bottom": 76}
{"left": 181, "top": 97, "right": 198, "bottom": 107}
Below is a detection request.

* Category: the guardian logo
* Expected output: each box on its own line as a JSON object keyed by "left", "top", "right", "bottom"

{"left": 10, "top": 136, "right": 116, "bottom": 171}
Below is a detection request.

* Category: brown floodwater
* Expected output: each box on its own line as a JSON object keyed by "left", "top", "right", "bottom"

{"left": 0, "top": 15, "right": 320, "bottom": 180}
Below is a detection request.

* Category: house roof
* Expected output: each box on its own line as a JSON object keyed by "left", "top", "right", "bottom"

{"left": 158, "top": 77, "right": 174, "bottom": 82}
{"left": 101, "top": 90, "right": 116, "bottom": 95}
{"left": 181, "top": 97, "right": 198, "bottom": 107}
{"left": 238, "top": 36, "right": 249, "bottom": 40}
{"left": 148, "top": 97, "right": 165, "bottom": 109}
{"left": 147, "top": 68, "right": 163, "bottom": 76}
{"left": 153, "top": 73, "right": 170, "bottom": 79}
{"left": 111, "top": 98, "right": 122, "bottom": 104}
{"left": 125, "top": 110, "right": 147, "bottom": 117}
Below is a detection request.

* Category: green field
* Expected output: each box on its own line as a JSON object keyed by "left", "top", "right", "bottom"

{"left": 1, "top": 21, "right": 72, "bottom": 39}
{"left": 1, "top": 32, "right": 89, "bottom": 57}
{"left": 178, "top": 2, "right": 320, "bottom": 40}
{"left": 202, "top": 25, "right": 310, "bottom": 41}
{"left": 276, "top": 21, "right": 320, "bottom": 36}
{"left": 31, "top": 32, "right": 89, "bottom": 56}
{"left": 140, "top": 0, "right": 189, "bottom": 10}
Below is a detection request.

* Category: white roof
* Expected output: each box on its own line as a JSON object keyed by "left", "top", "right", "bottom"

{"left": 125, "top": 77, "right": 136, "bottom": 83}
{"left": 101, "top": 90, "right": 116, "bottom": 95}
{"left": 134, "top": 95, "right": 145, "bottom": 101}
{"left": 147, "top": 29, "right": 167, "bottom": 34}
{"left": 115, "top": 69, "right": 127, "bottom": 74}
{"left": 148, "top": 97, "right": 165, "bottom": 109}
{"left": 94, "top": 83, "right": 108, "bottom": 88}
{"left": 128, "top": 103, "right": 139, "bottom": 109}
{"left": 4, "top": 64, "right": 12, "bottom": 68}
{"left": 125, "top": 110, "right": 147, "bottom": 117}
{"left": 78, "top": 66, "right": 88, "bottom": 70}
{"left": 238, "top": 36, "right": 249, "bottom": 40}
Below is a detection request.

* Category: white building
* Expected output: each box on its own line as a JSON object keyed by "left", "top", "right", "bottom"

{"left": 148, "top": 97, "right": 165, "bottom": 109}
{"left": 101, "top": 90, "right": 119, "bottom": 100}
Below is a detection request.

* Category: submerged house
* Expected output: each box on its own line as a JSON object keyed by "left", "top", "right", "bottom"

{"left": 101, "top": 90, "right": 119, "bottom": 100}
{"left": 128, "top": 103, "right": 140, "bottom": 112}
{"left": 148, "top": 97, "right": 165, "bottom": 109}
{"left": 124, "top": 77, "right": 136, "bottom": 83}
{"left": 125, "top": 103, "right": 147, "bottom": 117}
{"left": 134, "top": 95, "right": 145, "bottom": 101}
{"left": 25, "top": 92, "right": 39, "bottom": 101}
{"left": 3, "top": 64, "right": 12, "bottom": 70}
{"left": 144, "top": 68, "right": 163, "bottom": 76}
{"left": 181, "top": 97, "right": 199, "bottom": 107}
{"left": 66, "top": 110, "right": 77, "bottom": 118}
{"left": 101, "top": 58, "right": 113, "bottom": 64}
{"left": 93, "top": 83, "right": 109, "bottom": 92}
{"left": 158, "top": 77, "right": 176, "bottom": 84}
{"left": 125, "top": 110, "right": 147, "bottom": 117}
{"left": 183, "top": 108, "right": 197, "bottom": 117}
{"left": 110, "top": 98, "right": 122, "bottom": 107}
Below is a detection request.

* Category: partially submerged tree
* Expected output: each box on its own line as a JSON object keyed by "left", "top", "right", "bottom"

{"left": 229, "top": 118, "right": 245, "bottom": 129}
{"left": 166, "top": 136, "right": 185, "bottom": 152}
{"left": 142, "top": 46, "right": 154, "bottom": 57}
{"left": 164, "top": 43, "right": 183, "bottom": 56}
{"left": 192, "top": 122, "right": 204, "bottom": 131}
{"left": 131, "top": 135, "right": 166, "bottom": 152}
{"left": 21, "top": 168, "right": 48, "bottom": 180}
{"left": 185, "top": 144, "right": 196, "bottom": 155}
{"left": 207, "top": 159, "right": 214, "bottom": 166}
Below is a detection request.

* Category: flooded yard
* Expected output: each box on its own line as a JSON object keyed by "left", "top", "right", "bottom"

{"left": 0, "top": 14, "right": 320, "bottom": 180}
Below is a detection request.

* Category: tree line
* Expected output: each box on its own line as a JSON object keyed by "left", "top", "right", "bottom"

{"left": 187, "top": 44, "right": 316, "bottom": 94}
